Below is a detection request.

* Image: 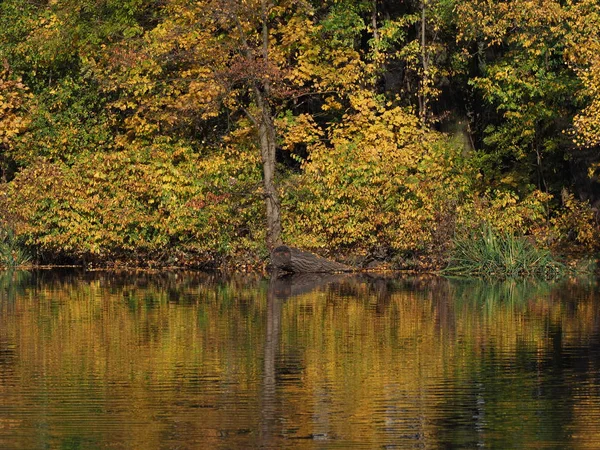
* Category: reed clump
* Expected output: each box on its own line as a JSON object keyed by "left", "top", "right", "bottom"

{"left": 443, "top": 226, "right": 565, "bottom": 279}
{"left": 0, "top": 227, "right": 31, "bottom": 268}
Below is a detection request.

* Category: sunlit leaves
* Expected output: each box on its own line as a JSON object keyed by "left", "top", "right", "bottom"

{"left": 1, "top": 140, "right": 264, "bottom": 262}
{"left": 0, "top": 71, "right": 32, "bottom": 179}
{"left": 1, "top": 0, "right": 599, "bottom": 263}
{"left": 0, "top": 72, "right": 31, "bottom": 149}
{"left": 563, "top": 0, "right": 600, "bottom": 148}
{"left": 455, "top": 0, "right": 578, "bottom": 191}
{"left": 282, "top": 92, "right": 473, "bottom": 253}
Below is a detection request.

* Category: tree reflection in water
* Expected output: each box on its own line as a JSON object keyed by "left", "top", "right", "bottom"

{"left": 0, "top": 271, "right": 599, "bottom": 448}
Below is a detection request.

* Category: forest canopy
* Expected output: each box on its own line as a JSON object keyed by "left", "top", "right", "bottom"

{"left": 0, "top": 0, "right": 598, "bottom": 268}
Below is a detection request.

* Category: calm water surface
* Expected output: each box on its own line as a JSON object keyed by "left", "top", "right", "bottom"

{"left": 1, "top": 270, "right": 600, "bottom": 448}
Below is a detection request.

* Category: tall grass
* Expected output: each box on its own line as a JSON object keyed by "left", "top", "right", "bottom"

{"left": 443, "top": 226, "right": 565, "bottom": 279}
{"left": 0, "top": 227, "right": 31, "bottom": 268}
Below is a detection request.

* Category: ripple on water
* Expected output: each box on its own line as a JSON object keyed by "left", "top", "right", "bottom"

{"left": 0, "top": 272, "right": 600, "bottom": 448}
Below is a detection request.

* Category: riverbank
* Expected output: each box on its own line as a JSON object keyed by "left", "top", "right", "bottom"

{"left": 2, "top": 243, "right": 596, "bottom": 281}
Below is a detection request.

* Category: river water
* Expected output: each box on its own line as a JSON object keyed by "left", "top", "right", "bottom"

{"left": 1, "top": 270, "right": 600, "bottom": 448}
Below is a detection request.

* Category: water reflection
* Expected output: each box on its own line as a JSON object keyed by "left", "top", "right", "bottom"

{"left": 262, "top": 276, "right": 280, "bottom": 446}
{"left": 0, "top": 271, "right": 599, "bottom": 448}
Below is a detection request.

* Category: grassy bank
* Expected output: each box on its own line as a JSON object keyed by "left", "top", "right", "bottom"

{"left": 443, "top": 227, "right": 563, "bottom": 279}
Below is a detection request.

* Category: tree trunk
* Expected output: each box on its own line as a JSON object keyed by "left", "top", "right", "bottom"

{"left": 255, "top": 89, "right": 282, "bottom": 250}
{"left": 372, "top": 0, "right": 379, "bottom": 42}
{"left": 234, "top": 1, "right": 282, "bottom": 251}
{"left": 420, "top": 0, "right": 428, "bottom": 125}
{"left": 256, "top": 0, "right": 282, "bottom": 251}
{"left": 271, "top": 245, "right": 353, "bottom": 273}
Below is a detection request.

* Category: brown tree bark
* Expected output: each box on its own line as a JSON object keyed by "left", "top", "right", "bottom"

{"left": 233, "top": 0, "right": 283, "bottom": 250}
{"left": 257, "top": 0, "right": 282, "bottom": 250}
{"left": 255, "top": 89, "right": 283, "bottom": 250}
{"left": 419, "top": 0, "right": 429, "bottom": 125}
{"left": 271, "top": 245, "right": 353, "bottom": 273}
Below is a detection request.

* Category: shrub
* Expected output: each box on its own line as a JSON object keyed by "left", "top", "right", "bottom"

{"left": 457, "top": 189, "right": 551, "bottom": 237}
{"left": 549, "top": 189, "right": 599, "bottom": 252}
{"left": 281, "top": 98, "right": 474, "bottom": 255}
{"left": 0, "top": 139, "right": 266, "bottom": 265}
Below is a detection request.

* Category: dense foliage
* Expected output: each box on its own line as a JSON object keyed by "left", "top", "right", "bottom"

{"left": 0, "top": 0, "right": 598, "bottom": 268}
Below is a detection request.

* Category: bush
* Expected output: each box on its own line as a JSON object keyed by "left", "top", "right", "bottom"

{"left": 549, "top": 190, "right": 599, "bottom": 252}
{"left": 0, "top": 139, "right": 266, "bottom": 265}
{"left": 281, "top": 99, "right": 474, "bottom": 255}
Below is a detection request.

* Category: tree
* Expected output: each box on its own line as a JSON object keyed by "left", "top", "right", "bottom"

{"left": 92, "top": 0, "right": 380, "bottom": 251}
{"left": 92, "top": 0, "right": 307, "bottom": 249}
{"left": 564, "top": 0, "right": 600, "bottom": 149}
{"left": 455, "top": 0, "right": 578, "bottom": 194}
{"left": 0, "top": 0, "right": 153, "bottom": 167}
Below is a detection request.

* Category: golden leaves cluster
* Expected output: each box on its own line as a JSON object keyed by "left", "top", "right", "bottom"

{"left": 282, "top": 91, "right": 473, "bottom": 253}
{"left": 0, "top": 72, "right": 32, "bottom": 149}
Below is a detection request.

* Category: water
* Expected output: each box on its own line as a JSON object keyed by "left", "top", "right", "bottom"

{"left": 1, "top": 270, "right": 600, "bottom": 448}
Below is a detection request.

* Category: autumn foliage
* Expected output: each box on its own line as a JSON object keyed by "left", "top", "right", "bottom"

{"left": 0, "top": 0, "right": 598, "bottom": 268}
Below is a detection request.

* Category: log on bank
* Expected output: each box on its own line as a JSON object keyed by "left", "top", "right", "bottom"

{"left": 270, "top": 245, "right": 353, "bottom": 273}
